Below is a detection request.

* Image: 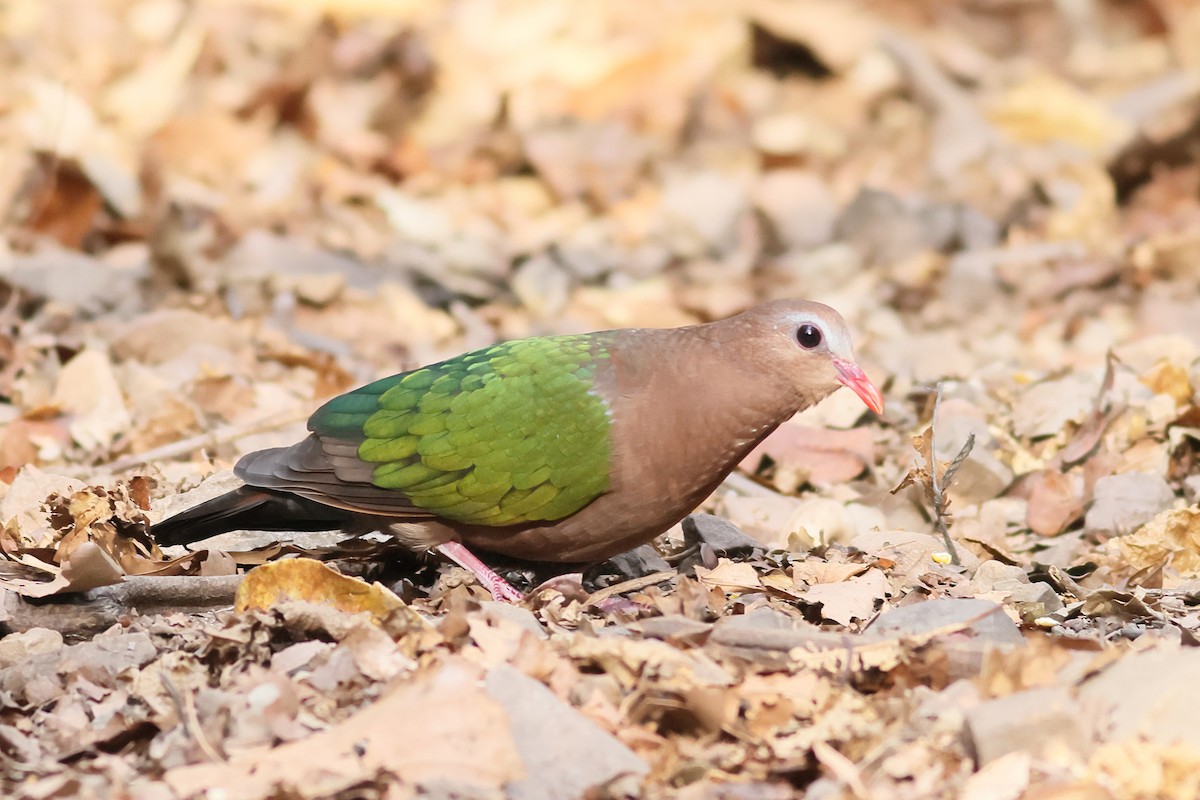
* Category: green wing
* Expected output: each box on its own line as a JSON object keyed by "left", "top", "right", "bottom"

{"left": 308, "top": 335, "right": 613, "bottom": 526}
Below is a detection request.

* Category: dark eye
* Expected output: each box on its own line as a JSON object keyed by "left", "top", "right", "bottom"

{"left": 797, "top": 324, "right": 823, "bottom": 349}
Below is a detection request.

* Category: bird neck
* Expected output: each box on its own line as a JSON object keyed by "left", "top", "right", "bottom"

{"left": 603, "top": 324, "right": 803, "bottom": 502}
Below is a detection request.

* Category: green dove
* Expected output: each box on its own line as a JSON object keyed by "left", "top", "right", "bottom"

{"left": 152, "top": 300, "right": 883, "bottom": 600}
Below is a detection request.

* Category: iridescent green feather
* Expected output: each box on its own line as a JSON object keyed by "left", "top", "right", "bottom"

{"left": 308, "top": 335, "right": 613, "bottom": 525}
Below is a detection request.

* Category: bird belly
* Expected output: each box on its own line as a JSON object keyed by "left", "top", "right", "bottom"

{"left": 453, "top": 468, "right": 723, "bottom": 563}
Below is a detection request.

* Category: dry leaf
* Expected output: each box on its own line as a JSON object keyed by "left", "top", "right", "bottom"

{"left": 1024, "top": 469, "right": 1084, "bottom": 536}
{"left": 802, "top": 568, "right": 889, "bottom": 627}
{"left": 235, "top": 558, "right": 406, "bottom": 621}
{"left": 1107, "top": 507, "right": 1200, "bottom": 580}
{"left": 52, "top": 348, "right": 131, "bottom": 451}
{"left": 694, "top": 559, "right": 762, "bottom": 592}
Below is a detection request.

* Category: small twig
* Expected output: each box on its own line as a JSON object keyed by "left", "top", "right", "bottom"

{"left": 585, "top": 571, "right": 676, "bottom": 607}
{"left": 812, "top": 741, "right": 870, "bottom": 800}
{"left": 87, "top": 409, "right": 310, "bottom": 475}
{"left": 1, "top": 574, "right": 243, "bottom": 636}
{"left": 929, "top": 382, "right": 973, "bottom": 566}
{"left": 161, "top": 673, "right": 225, "bottom": 763}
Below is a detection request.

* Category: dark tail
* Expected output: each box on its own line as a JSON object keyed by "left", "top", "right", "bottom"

{"left": 152, "top": 487, "right": 355, "bottom": 547}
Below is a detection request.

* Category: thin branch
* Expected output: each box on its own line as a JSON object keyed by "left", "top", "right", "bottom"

{"left": 1, "top": 574, "right": 243, "bottom": 637}
{"left": 85, "top": 409, "right": 310, "bottom": 475}
{"left": 161, "top": 673, "right": 226, "bottom": 763}
{"left": 929, "top": 382, "right": 974, "bottom": 566}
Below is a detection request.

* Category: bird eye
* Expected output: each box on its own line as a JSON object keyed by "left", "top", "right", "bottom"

{"left": 797, "top": 324, "right": 823, "bottom": 349}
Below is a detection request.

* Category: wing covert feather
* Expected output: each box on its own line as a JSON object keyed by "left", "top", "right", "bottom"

{"left": 261, "top": 334, "right": 616, "bottom": 525}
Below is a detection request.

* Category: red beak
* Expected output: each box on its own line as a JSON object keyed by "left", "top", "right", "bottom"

{"left": 833, "top": 359, "right": 884, "bottom": 415}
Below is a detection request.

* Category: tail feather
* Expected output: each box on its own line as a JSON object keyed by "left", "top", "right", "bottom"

{"left": 152, "top": 486, "right": 355, "bottom": 547}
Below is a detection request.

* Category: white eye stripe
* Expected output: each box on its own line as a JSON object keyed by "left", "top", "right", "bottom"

{"left": 785, "top": 311, "right": 854, "bottom": 360}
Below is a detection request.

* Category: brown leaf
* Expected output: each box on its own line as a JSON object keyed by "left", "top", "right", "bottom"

{"left": 1024, "top": 469, "right": 1085, "bottom": 536}
{"left": 1106, "top": 507, "right": 1200, "bottom": 580}
{"left": 235, "top": 558, "right": 405, "bottom": 621}
{"left": 20, "top": 156, "right": 105, "bottom": 248}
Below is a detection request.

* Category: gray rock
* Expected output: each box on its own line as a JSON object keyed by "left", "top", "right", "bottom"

{"left": 0, "top": 630, "right": 158, "bottom": 705}
{"left": 966, "top": 687, "right": 1088, "bottom": 764}
{"left": 754, "top": 169, "right": 836, "bottom": 251}
{"left": 223, "top": 230, "right": 382, "bottom": 290}
{"left": 485, "top": 665, "right": 648, "bottom": 800}
{"left": 59, "top": 631, "right": 158, "bottom": 683}
{"left": 478, "top": 602, "right": 548, "bottom": 641}
{"left": 869, "top": 598, "right": 1023, "bottom": 679}
{"left": 1, "top": 247, "right": 144, "bottom": 316}
{"left": 512, "top": 254, "right": 571, "bottom": 319}
{"left": 933, "top": 402, "right": 1013, "bottom": 505}
{"left": 1011, "top": 374, "right": 1098, "bottom": 439}
{"left": 971, "top": 561, "right": 1029, "bottom": 593}
{"left": 522, "top": 120, "right": 648, "bottom": 208}
{"left": 661, "top": 171, "right": 748, "bottom": 257}
{"left": 585, "top": 545, "right": 672, "bottom": 589}
{"left": 870, "top": 598, "right": 1023, "bottom": 646}
{"left": 971, "top": 562, "right": 1063, "bottom": 618}
{"left": 682, "top": 514, "right": 763, "bottom": 559}
{"left": 1079, "top": 649, "right": 1200, "bottom": 749}
{"left": 1005, "top": 581, "right": 1064, "bottom": 617}
{"left": 0, "top": 627, "right": 63, "bottom": 669}
{"left": 1084, "top": 472, "right": 1175, "bottom": 535}
{"left": 834, "top": 188, "right": 930, "bottom": 265}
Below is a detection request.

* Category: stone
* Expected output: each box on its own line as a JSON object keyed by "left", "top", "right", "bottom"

{"left": 966, "top": 687, "right": 1088, "bottom": 765}
{"left": 485, "top": 665, "right": 648, "bottom": 800}
{"left": 661, "top": 171, "right": 748, "bottom": 257}
{"left": 1084, "top": 472, "right": 1176, "bottom": 535}
{"left": 682, "top": 514, "right": 764, "bottom": 559}
{"left": 512, "top": 254, "right": 571, "bottom": 319}
{"left": 870, "top": 598, "right": 1023, "bottom": 679}
{"left": 1078, "top": 649, "right": 1200, "bottom": 749}
{"left": 585, "top": 545, "right": 672, "bottom": 589}
{"left": 754, "top": 169, "right": 836, "bottom": 250}
{"left": 0, "top": 246, "right": 143, "bottom": 317}
{"left": 0, "top": 627, "right": 64, "bottom": 669}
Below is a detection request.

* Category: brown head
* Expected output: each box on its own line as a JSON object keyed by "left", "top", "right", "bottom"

{"left": 716, "top": 299, "right": 884, "bottom": 415}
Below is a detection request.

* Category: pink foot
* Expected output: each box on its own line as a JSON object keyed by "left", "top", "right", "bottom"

{"left": 436, "top": 541, "right": 523, "bottom": 602}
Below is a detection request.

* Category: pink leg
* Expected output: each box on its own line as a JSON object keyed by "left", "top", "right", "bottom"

{"left": 436, "top": 541, "right": 523, "bottom": 602}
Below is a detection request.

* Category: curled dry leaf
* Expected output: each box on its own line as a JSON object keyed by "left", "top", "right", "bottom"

{"left": 801, "top": 567, "right": 890, "bottom": 627}
{"left": 234, "top": 557, "right": 406, "bottom": 621}
{"left": 1105, "top": 507, "right": 1200, "bottom": 582}
{"left": 0, "top": 475, "right": 174, "bottom": 596}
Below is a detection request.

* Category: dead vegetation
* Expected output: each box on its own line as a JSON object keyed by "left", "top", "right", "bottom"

{"left": 4, "top": 0, "right": 1200, "bottom": 797}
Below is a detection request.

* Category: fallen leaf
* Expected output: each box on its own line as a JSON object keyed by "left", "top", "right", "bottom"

{"left": 1024, "top": 469, "right": 1084, "bottom": 536}
{"left": 802, "top": 568, "right": 889, "bottom": 626}
{"left": 52, "top": 348, "right": 131, "bottom": 451}
{"left": 235, "top": 558, "right": 406, "bottom": 621}
{"left": 694, "top": 559, "right": 762, "bottom": 593}
{"left": 1107, "top": 507, "right": 1200, "bottom": 580}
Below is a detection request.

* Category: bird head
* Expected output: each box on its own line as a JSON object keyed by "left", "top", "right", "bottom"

{"left": 740, "top": 300, "right": 885, "bottom": 415}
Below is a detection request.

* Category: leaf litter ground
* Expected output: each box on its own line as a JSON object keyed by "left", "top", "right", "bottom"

{"left": 4, "top": 1, "right": 1200, "bottom": 797}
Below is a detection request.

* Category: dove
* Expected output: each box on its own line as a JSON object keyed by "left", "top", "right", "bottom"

{"left": 152, "top": 299, "right": 883, "bottom": 601}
